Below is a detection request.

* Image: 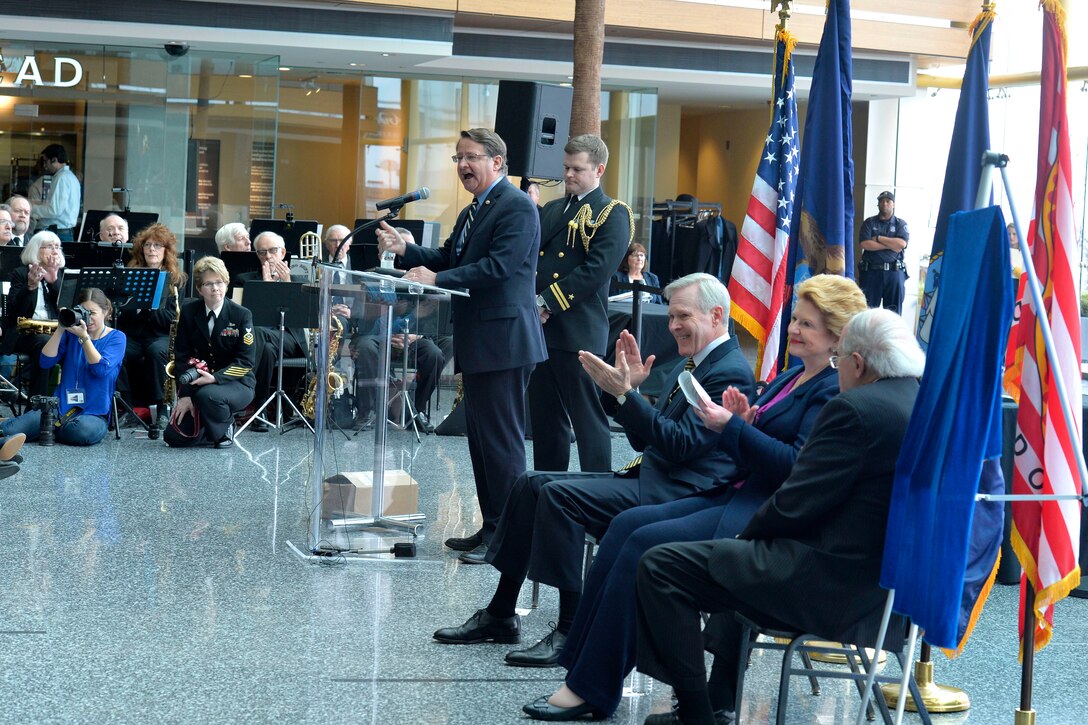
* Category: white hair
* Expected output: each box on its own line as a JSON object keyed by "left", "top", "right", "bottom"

{"left": 839, "top": 308, "right": 925, "bottom": 379}
{"left": 215, "top": 222, "right": 248, "bottom": 252}
{"left": 664, "top": 272, "right": 731, "bottom": 319}
{"left": 22, "top": 231, "right": 65, "bottom": 267}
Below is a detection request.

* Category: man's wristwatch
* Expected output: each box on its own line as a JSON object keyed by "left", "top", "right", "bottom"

{"left": 536, "top": 294, "right": 550, "bottom": 311}
{"left": 615, "top": 389, "right": 635, "bottom": 406}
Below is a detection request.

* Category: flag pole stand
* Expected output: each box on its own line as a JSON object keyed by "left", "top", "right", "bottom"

{"left": 1015, "top": 584, "right": 1037, "bottom": 725}
{"left": 879, "top": 643, "right": 970, "bottom": 713}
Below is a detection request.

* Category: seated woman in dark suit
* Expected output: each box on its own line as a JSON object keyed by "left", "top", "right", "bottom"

{"left": 522, "top": 275, "right": 868, "bottom": 722}
{"left": 0, "top": 287, "right": 125, "bottom": 447}
{"left": 609, "top": 242, "right": 663, "bottom": 304}
{"left": 117, "top": 223, "right": 187, "bottom": 428}
{"left": 5, "top": 231, "right": 65, "bottom": 396}
{"left": 165, "top": 256, "right": 256, "bottom": 448}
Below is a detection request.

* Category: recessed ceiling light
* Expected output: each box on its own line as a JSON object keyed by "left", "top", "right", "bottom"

{"left": 239, "top": 74, "right": 252, "bottom": 78}
{"left": 381, "top": 53, "right": 391, "bottom": 57}
{"left": 279, "top": 67, "right": 291, "bottom": 71}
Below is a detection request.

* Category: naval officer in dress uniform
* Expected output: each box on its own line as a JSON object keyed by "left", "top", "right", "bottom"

{"left": 528, "top": 134, "right": 632, "bottom": 477}
{"left": 166, "top": 256, "right": 256, "bottom": 448}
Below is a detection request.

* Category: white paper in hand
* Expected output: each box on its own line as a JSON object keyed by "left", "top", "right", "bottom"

{"left": 678, "top": 370, "right": 712, "bottom": 409}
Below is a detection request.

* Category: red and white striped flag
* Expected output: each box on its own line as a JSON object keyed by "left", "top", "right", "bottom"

{"left": 728, "top": 28, "right": 798, "bottom": 383}
{"left": 1008, "top": 0, "right": 1081, "bottom": 654}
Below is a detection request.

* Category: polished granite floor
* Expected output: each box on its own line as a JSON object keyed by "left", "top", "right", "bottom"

{"left": 1, "top": 400, "right": 1087, "bottom": 724}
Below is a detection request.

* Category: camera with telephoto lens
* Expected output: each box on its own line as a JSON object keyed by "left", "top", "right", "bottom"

{"left": 29, "top": 395, "right": 59, "bottom": 446}
{"left": 58, "top": 305, "right": 90, "bottom": 328}
{"left": 177, "top": 357, "right": 210, "bottom": 386}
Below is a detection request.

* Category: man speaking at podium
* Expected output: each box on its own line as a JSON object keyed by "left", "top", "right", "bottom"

{"left": 377, "top": 128, "right": 546, "bottom": 561}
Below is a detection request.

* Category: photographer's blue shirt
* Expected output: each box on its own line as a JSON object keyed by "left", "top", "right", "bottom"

{"left": 41, "top": 329, "right": 127, "bottom": 417}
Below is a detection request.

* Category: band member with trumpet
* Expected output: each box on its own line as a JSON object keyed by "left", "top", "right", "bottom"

{"left": 0, "top": 287, "right": 125, "bottom": 446}
{"left": 165, "top": 256, "right": 255, "bottom": 449}
{"left": 4, "top": 231, "right": 66, "bottom": 395}
{"left": 117, "top": 223, "right": 187, "bottom": 430}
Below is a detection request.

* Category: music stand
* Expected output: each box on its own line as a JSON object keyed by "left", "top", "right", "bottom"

{"left": 0, "top": 247, "right": 24, "bottom": 276}
{"left": 348, "top": 218, "right": 426, "bottom": 271}
{"left": 77, "top": 210, "right": 158, "bottom": 244}
{"left": 238, "top": 281, "right": 317, "bottom": 435}
{"left": 220, "top": 251, "right": 262, "bottom": 295}
{"left": 249, "top": 218, "right": 321, "bottom": 255}
{"left": 61, "top": 242, "right": 105, "bottom": 270}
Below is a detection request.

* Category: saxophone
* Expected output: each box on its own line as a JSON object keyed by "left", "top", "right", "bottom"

{"left": 162, "top": 286, "right": 181, "bottom": 405}
{"left": 17, "top": 317, "right": 58, "bottom": 335}
{"left": 301, "top": 314, "right": 345, "bottom": 420}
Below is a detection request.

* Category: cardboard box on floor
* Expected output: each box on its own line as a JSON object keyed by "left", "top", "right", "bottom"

{"left": 322, "top": 470, "right": 419, "bottom": 517}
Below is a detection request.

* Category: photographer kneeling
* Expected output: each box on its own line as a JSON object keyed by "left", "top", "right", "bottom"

{"left": 165, "top": 257, "right": 255, "bottom": 448}
{"left": 0, "top": 288, "right": 125, "bottom": 446}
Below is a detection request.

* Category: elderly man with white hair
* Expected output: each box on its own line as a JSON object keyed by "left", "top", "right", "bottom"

{"left": 214, "top": 222, "right": 251, "bottom": 253}
{"left": 633, "top": 308, "right": 925, "bottom": 725}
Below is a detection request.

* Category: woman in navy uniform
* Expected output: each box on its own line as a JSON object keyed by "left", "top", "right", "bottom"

{"left": 166, "top": 256, "right": 255, "bottom": 448}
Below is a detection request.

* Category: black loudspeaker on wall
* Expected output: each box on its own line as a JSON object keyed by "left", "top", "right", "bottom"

{"left": 494, "top": 80, "right": 573, "bottom": 181}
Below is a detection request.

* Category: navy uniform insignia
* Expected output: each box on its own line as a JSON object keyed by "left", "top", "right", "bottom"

{"left": 243, "top": 327, "right": 254, "bottom": 345}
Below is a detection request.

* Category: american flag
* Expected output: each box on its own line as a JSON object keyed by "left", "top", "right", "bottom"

{"left": 1008, "top": 0, "right": 1082, "bottom": 654}
{"left": 729, "top": 29, "right": 799, "bottom": 383}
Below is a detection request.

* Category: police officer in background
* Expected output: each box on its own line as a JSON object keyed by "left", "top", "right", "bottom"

{"left": 529, "top": 134, "right": 632, "bottom": 476}
{"left": 858, "top": 190, "right": 909, "bottom": 314}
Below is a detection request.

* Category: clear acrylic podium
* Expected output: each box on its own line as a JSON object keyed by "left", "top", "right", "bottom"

{"left": 301, "top": 266, "right": 466, "bottom": 556}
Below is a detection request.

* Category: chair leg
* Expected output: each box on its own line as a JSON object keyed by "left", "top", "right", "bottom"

{"left": 776, "top": 636, "right": 811, "bottom": 725}
{"left": 734, "top": 624, "right": 757, "bottom": 725}
{"left": 900, "top": 652, "right": 933, "bottom": 725}
{"left": 799, "top": 649, "right": 821, "bottom": 695}
{"left": 852, "top": 647, "right": 891, "bottom": 724}
{"left": 582, "top": 540, "right": 596, "bottom": 587}
{"left": 531, "top": 580, "right": 540, "bottom": 609}
{"left": 112, "top": 393, "right": 121, "bottom": 440}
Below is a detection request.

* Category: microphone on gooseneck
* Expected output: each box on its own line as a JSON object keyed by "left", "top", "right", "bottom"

{"left": 375, "top": 188, "right": 430, "bottom": 211}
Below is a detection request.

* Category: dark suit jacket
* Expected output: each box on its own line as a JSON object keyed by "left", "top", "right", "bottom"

{"left": 537, "top": 187, "right": 630, "bottom": 355}
{"left": 174, "top": 297, "right": 257, "bottom": 395}
{"left": 704, "top": 365, "right": 839, "bottom": 538}
{"left": 610, "top": 336, "right": 755, "bottom": 497}
{"left": 708, "top": 376, "right": 919, "bottom": 647}
{"left": 401, "top": 177, "right": 547, "bottom": 374}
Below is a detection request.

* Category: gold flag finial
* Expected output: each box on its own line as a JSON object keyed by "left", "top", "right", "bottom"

{"left": 772, "top": 0, "right": 793, "bottom": 28}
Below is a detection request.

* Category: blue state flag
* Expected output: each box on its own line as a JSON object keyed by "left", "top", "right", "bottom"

{"left": 916, "top": 13, "right": 994, "bottom": 350}
{"left": 880, "top": 206, "right": 1012, "bottom": 651}
{"left": 777, "top": 0, "right": 853, "bottom": 367}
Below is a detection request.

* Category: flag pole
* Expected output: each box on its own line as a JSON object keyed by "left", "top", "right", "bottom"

{"left": 1018, "top": 583, "right": 1037, "bottom": 724}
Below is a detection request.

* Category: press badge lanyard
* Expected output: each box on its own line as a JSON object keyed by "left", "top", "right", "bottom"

{"left": 67, "top": 334, "right": 87, "bottom": 406}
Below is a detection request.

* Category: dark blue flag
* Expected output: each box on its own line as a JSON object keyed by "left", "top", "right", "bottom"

{"left": 880, "top": 206, "right": 1012, "bottom": 651}
{"left": 777, "top": 0, "right": 853, "bottom": 368}
{"left": 916, "top": 13, "right": 994, "bottom": 350}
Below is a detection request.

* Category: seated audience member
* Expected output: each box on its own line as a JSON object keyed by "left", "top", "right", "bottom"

{"left": 98, "top": 214, "right": 129, "bottom": 245}
{"left": 165, "top": 257, "right": 256, "bottom": 449}
{"left": 5, "top": 195, "right": 32, "bottom": 246}
{"left": 214, "top": 222, "right": 251, "bottom": 254}
{"left": 116, "top": 224, "right": 186, "bottom": 430}
{"left": 632, "top": 308, "right": 924, "bottom": 725}
{"left": 0, "top": 206, "right": 14, "bottom": 245}
{"left": 432, "top": 274, "right": 755, "bottom": 659}
{"left": 521, "top": 275, "right": 867, "bottom": 720}
{"left": 5, "top": 232, "right": 66, "bottom": 395}
{"left": 610, "top": 242, "right": 663, "bottom": 304}
{"left": 0, "top": 287, "right": 126, "bottom": 447}
{"left": 237, "top": 231, "right": 308, "bottom": 431}
{"left": 321, "top": 224, "right": 357, "bottom": 333}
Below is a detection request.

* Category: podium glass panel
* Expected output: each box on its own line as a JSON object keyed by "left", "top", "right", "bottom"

{"left": 306, "top": 267, "right": 465, "bottom": 554}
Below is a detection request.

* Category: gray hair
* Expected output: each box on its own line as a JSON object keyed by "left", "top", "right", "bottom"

{"left": 5, "top": 194, "right": 28, "bottom": 207}
{"left": 215, "top": 222, "right": 248, "bottom": 252}
{"left": 565, "top": 134, "right": 609, "bottom": 167}
{"left": 664, "top": 272, "right": 731, "bottom": 319}
{"left": 23, "top": 231, "right": 65, "bottom": 266}
{"left": 0, "top": 204, "right": 11, "bottom": 214}
{"left": 254, "top": 231, "right": 285, "bottom": 250}
{"left": 460, "top": 128, "right": 508, "bottom": 174}
{"left": 99, "top": 213, "right": 128, "bottom": 232}
{"left": 324, "top": 224, "right": 350, "bottom": 241}
{"left": 839, "top": 308, "right": 925, "bottom": 379}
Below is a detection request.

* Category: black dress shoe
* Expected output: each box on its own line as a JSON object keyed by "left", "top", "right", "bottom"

{"left": 644, "top": 709, "right": 735, "bottom": 725}
{"left": 433, "top": 608, "right": 520, "bottom": 645}
{"left": 506, "top": 627, "right": 566, "bottom": 667}
{"left": 458, "top": 544, "right": 488, "bottom": 565}
{"left": 248, "top": 417, "right": 269, "bottom": 433}
{"left": 214, "top": 436, "right": 234, "bottom": 449}
{"left": 445, "top": 530, "right": 483, "bottom": 551}
{"left": 522, "top": 695, "right": 604, "bottom": 721}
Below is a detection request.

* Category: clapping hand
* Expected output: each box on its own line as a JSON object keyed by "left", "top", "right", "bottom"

{"left": 693, "top": 386, "right": 758, "bottom": 432}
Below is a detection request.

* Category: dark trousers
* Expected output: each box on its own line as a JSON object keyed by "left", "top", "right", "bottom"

{"left": 164, "top": 380, "right": 254, "bottom": 447}
{"left": 15, "top": 332, "right": 51, "bottom": 396}
{"left": 461, "top": 365, "right": 534, "bottom": 544}
{"left": 254, "top": 327, "right": 304, "bottom": 405}
{"left": 527, "top": 349, "right": 612, "bottom": 473}
{"left": 561, "top": 493, "right": 734, "bottom": 716}
{"left": 635, "top": 540, "right": 794, "bottom": 711}
{"left": 119, "top": 334, "right": 170, "bottom": 405}
{"left": 859, "top": 268, "right": 906, "bottom": 314}
{"left": 352, "top": 335, "right": 448, "bottom": 415}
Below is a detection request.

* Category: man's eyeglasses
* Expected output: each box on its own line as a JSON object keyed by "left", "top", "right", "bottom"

{"left": 451, "top": 153, "right": 491, "bottom": 163}
{"left": 255, "top": 247, "right": 285, "bottom": 257}
{"left": 0, "top": 221, "right": 12, "bottom": 229}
